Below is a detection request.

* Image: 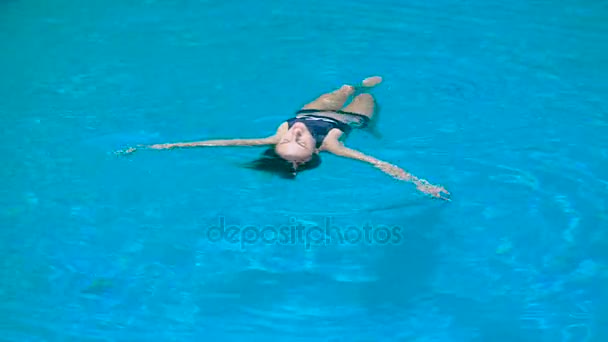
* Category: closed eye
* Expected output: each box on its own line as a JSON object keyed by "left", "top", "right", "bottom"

{"left": 280, "top": 137, "right": 307, "bottom": 148}
{"left": 295, "top": 139, "right": 307, "bottom": 148}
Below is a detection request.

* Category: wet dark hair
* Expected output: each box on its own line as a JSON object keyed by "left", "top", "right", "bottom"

{"left": 243, "top": 147, "right": 321, "bottom": 179}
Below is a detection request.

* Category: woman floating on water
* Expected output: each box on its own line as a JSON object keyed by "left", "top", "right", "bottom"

{"left": 118, "top": 76, "right": 450, "bottom": 200}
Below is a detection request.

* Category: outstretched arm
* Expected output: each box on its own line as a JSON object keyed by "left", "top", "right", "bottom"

{"left": 324, "top": 141, "right": 419, "bottom": 182}
{"left": 322, "top": 139, "right": 450, "bottom": 200}
{"left": 116, "top": 135, "right": 279, "bottom": 154}
{"left": 117, "top": 123, "right": 289, "bottom": 155}
{"left": 148, "top": 136, "right": 278, "bottom": 149}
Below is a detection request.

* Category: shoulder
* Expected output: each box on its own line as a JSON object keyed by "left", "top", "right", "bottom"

{"left": 264, "top": 122, "right": 289, "bottom": 142}
{"left": 319, "top": 128, "right": 346, "bottom": 151}
{"left": 275, "top": 121, "right": 289, "bottom": 133}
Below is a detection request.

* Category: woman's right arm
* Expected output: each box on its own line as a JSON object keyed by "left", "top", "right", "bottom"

{"left": 322, "top": 137, "right": 450, "bottom": 200}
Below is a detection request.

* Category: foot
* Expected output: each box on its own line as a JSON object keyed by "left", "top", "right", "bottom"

{"left": 361, "top": 76, "right": 382, "bottom": 87}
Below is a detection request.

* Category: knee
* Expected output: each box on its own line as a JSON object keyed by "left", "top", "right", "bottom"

{"left": 336, "top": 85, "right": 355, "bottom": 95}
{"left": 341, "top": 84, "right": 356, "bottom": 91}
{"left": 355, "top": 93, "right": 374, "bottom": 101}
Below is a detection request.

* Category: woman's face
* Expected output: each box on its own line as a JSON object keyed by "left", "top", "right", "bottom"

{"left": 274, "top": 122, "right": 316, "bottom": 168}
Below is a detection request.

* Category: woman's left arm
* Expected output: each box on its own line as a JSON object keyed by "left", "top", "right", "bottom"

{"left": 117, "top": 123, "right": 288, "bottom": 155}
{"left": 116, "top": 136, "right": 279, "bottom": 155}
{"left": 148, "top": 136, "right": 278, "bottom": 149}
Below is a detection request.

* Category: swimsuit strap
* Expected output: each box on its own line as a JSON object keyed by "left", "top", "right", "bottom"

{"left": 295, "top": 108, "right": 371, "bottom": 128}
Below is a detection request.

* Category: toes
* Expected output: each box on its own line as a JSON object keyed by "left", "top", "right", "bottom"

{"left": 362, "top": 76, "right": 382, "bottom": 87}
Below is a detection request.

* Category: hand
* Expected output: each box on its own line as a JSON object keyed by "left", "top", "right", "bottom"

{"left": 415, "top": 180, "right": 451, "bottom": 201}
{"left": 114, "top": 146, "right": 138, "bottom": 155}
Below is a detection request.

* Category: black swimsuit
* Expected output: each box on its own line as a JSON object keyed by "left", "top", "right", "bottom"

{"left": 286, "top": 109, "right": 371, "bottom": 148}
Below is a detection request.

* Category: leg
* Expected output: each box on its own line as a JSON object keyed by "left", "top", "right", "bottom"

{"left": 340, "top": 93, "right": 383, "bottom": 138}
{"left": 300, "top": 85, "right": 355, "bottom": 111}
{"left": 341, "top": 93, "right": 375, "bottom": 119}
{"left": 299, "top": 76, "right": 383, "bottom": 111}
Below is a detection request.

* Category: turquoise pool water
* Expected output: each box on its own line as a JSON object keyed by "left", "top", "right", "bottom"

{"left": 1, "top": 0, "right": 607, "bottom": 341}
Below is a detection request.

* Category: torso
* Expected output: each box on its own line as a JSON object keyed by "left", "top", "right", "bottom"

{"left": 286, "top": 114, "right": 352, "bottom": 148}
